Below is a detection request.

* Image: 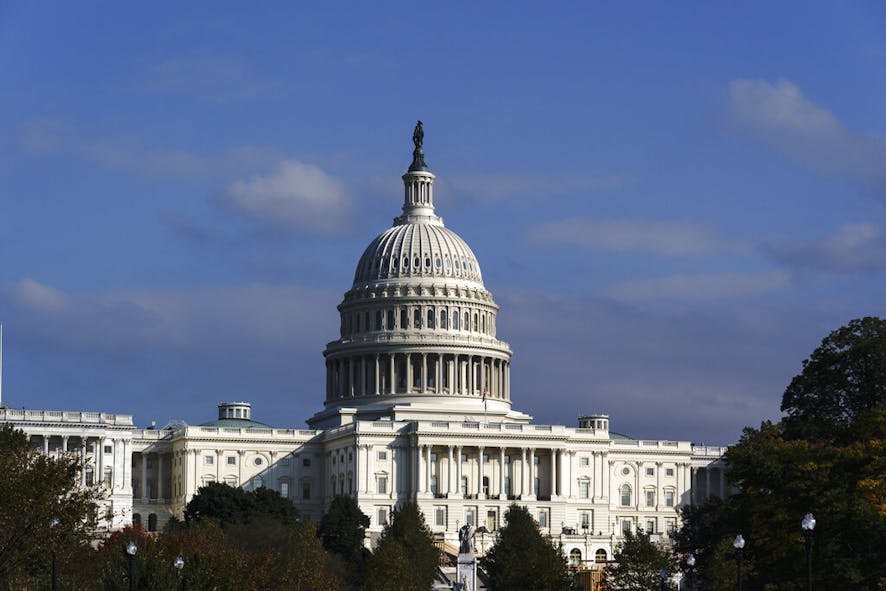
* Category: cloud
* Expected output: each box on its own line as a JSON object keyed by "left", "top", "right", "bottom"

{"left": 768, "top": 222, "right": 886, "bottom": 273}
{"left": 81, "top": 144, "right": 284, "bottom": 179}
{"left": 18, "top": 119, "right": 70, "bottom": 155}
{"left": 143, "top": 55, "right": 273, "bottom": 101}
{"left": 607, "top": 270, "right": 790, "bottom": 302}
{"left": 729, "top": 79, "right": 886, "bottom": 192}
{"left": 219, "top": 159, "right": 350, "bottom": 232}
{"left": 529, "top": 217, "right": 746, "bottom": 256}
{"left": 445, "top": 173, "right": 625, "bottom": 202}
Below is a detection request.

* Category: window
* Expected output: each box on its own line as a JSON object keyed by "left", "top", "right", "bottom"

{"left": 487, "top": 510, "right": 497, "bottom": 531}
{"left": 595, "top": 549, "right": 608, "bottom": 563}
{"left": 227, "top": 456, "right": 236, "bottom": 465}
{"left": 621, "top": 466, "right": 630, "bottom": 476}
{"left": 435, "top": 507, "right": 445, "bottom": 527}
{"left": 413, "top": 309, "right": 421, "bottom": 328}
{"left": 622, "top": 519, "right": 631, "bottom": 534}
{"left": 461, "top": 476, "right": 469, "bottom": 495}
{"left": 504, "top": 455, "right": 511, "bottom": 464}
{"left": 302, "top": 482, "right": 311, "bottom": 500}
{"left": 533, "top": 456, "right": 540, "bottom": 465}
{"left": 427, "top": 309, "right": 435, "bottom": 329}
{"left": 504, "top": 477, "right": 511, "bottom": 496}
{"left": 482, "top": 476, "right": 489, "bottom": 496}
{"left": 580, "top": 480, "right": 590, "bottom": 499}
{"left": 665, "top": 490, "right": 675, "bottom": 507}
{"left": 377, "top": 508, "right": 388, "bottom": 526}
{"left": 452, "top": 312, "right": 459, "bottom": 330}
{"left": 646, "top": 467, "right": 654, "bottom": 476}
{"left": 620, "top": 484, "right": 632, "bottom": 506}
{"left": 465, "top": 508, "right": 475, "bottom": 526}
{"left": 431, "top": 475, "right": 438, "bottom": 494}
{"left": 377, "top": 476, "right": 387, "bottom": 494}
{"left": 104, "top": 445, "right": 112, "bottom": 454}
{"left": 254, "top": 457, "right": 263, "bottom": 466}
{"left": 303, "top": 458, "right": 311, "bottom": 467}
{"left": 580, "top": 512, "right": 590, "bottom": 530}
{"left": 666, "top": 467, "right": 674, "bottom": 476}
{"left": 440, "top": 310, "right": 447, "bottom": 329}
{"left": 538, "top": 509, "right": 549, "bottom": 528}
{"left": 646, "top": 519, "right": 656, "bottom": 533}
{"left": 569, "top": 548, "right": 582, "bottom": 566}
{"left": 460, "top": 453, "right": 468, "bottom": 462}
{"left": 646, "top": 490, "right": 655, "bottom": 507}
{"left": 534, "top": 477, "right": 540, "bottom": 496}
{"left": 204, "top": 455, "right": 214, "bottom": 465}
{"left": 580, "top": 456, "right": 589, "bottom": 466}
{"left": 103, "top": 467, "right": 113, "bottom": 488}
{"left": 482, "top": 454, "right": 489, "bottom": 462}
{"left": 666, "top": 518, "right": 676, "bottom": 535}
{"left": 280, "top": 482, "right": 289, "bottom": 498}
{"left": 377, "top": 451, "right": 387, "bottom": 461}
{"left": 431, "top": 452, "right": 438, "bottom": 462}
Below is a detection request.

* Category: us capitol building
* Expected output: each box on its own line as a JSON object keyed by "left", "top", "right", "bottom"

{"left": 0, "top": 124, "right": 728, "bottom": 565}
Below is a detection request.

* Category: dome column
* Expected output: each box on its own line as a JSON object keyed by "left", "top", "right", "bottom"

{"left": 374, "top": 355, "right": 380, "bottom": 395}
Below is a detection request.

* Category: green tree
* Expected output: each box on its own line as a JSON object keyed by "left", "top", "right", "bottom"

{"left": 0, "top": 425, "right": 102, "bottom": 588}
{"left": 481, "top": 504, "right": 571, "bottom": 591}
{"left": 603, "top": 529, "right": 675, "bottom": 591}
{"left": 183, "top": 481, "right": 299, "bottom": 526}
{"left": 319, "top": 495, "right": 370, "bottom": 588}
{"left": 363, "top": 502, "right": 439, "bottom": 591}
{"left": 677, "top": 318, "right": 886, "bottom": 591}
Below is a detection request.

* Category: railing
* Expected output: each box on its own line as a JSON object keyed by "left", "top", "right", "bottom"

{"left": 0, "top": 408, "right": 134, "bottom": 426}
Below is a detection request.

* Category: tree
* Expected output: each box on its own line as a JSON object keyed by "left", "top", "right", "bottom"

{"left": 319, "top": 495, "right": 370, "bottom": 588}
{"left": 603, "top": 529, "right": 675, "bottom": 591}
{"left": 481, "top": 504, "right": 571, "bottom": 591}
{"left": 183, "top": 481, "right": 298, "bottom": 526}
{"left": 782, "top": 316, "right": 886, "bottom": 443}
{"left": 0, "top": 425, "right": 101, "bottom": 588}
{"left": 363, "top": 502, "right": 439, "bottom": 591}
{"left": 677, "top": 318, "right": 886, "bottom": 591}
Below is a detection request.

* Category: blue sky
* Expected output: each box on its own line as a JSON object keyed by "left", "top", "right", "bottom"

{"left": 1, "top": 2, "right": 885, "bottom": 444}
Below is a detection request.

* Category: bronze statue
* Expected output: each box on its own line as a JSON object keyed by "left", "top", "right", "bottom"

{"left": 413, "top": 120, "right": 424, "bottom": 149}
{"left": 408, "top": 120, "right": 428, "bottom": 172}
{"left": 458, "top": 523, "right": 476, "bottom": 555}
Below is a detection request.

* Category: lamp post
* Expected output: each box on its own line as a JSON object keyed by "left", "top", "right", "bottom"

{"left": 733, "top": 535, "right": 745, "bottom": 591}
{"left": 49, "top": 517, "right": 60, "bottom": 591}
{"left": 686, "top": 553, "right": 696, "bottom": 591}
{"left": 174, "top": 555, "right": 185, "bottom": 591}
{"left": 802, "top": 513, "right": 816, "bottom": 591}
{"left": 125, "top": 541, "right": 137, "bottom": 591}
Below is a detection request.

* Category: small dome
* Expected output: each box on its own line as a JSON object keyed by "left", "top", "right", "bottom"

{"left": 353, "top": 223, "right": 483, "bottom": 287}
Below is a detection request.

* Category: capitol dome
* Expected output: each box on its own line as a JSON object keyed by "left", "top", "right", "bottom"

{"left": 308, "top": 122, "right": 526, "bottom": 429}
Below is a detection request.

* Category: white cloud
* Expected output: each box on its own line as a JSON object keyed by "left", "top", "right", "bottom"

{"left": 729, "top": 79, "right": 886, "bottom": 191}
{"left": 220, "top": 159, "right": 350, "bottom": 231}
{"left": 529, "top": 217, "right": 745, "bottom": 256}
{"left": 143, "top": 55, "right": 273, "bottom": 101}
{"left": 768, "top": 222, "right": 886, "bottom": 273}
{"left": 5, "top": 278, "right": 70, "bottom": 312}
{"left": 607, "top": 270, "right": 790, "bottom": 302}
{"left": 447, "top": 173, "right": 625, "bottom": 201}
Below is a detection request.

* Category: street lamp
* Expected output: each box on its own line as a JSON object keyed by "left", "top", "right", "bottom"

{"left": 125, "top": 541, "right": 137, "bottom": 591}
{"left": 686, "top": 553, "right": 696, "bottom": 591}
{"left": 802, "top": 513, "right": 816, "bottom": 591}
{"left": 733, "top": 535, "right": 745, "bottom": 591}
{"left": 174, "top": 556, "right": 185, "bottom": 591}
{"left": 49, "top": 517, "right": 60, "bottom": 591}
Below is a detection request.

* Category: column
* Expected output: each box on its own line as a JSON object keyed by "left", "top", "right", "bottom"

{"left": 360, "top": 356, "right": 367, "bottom": 397}
{"left": 141, "top": 453, "right": 147, "bottom": 499}
{"left": 348, "top": 358, "right": 355, "bottom": 397}
{"left": 191, "top": 449, "right": 199, "bottom": 497}
{"left": 416, "top": 443, "right": 424, "bottom": 494}
{"left": 374, "top": 355, "right": 380, "bottom": 395}
{"left": 406, "top": 354, "right": 413, "bottom": 393}
{"left": 447, "top": 446, "right": 455, "bottom": 496}
{"left": 602, "top": 456, "right": 610, "bottom": 502}
{"left": 456, "top": 446, "right": 463, "bottom": 498}
{"left": 355, "top": 445, "right": 364, "bottom": 494}
{"left": 480, "top": 357, "right": 486, "bottom": 397}
{"left": 477, "top": 446, "right": 485, "bottom": 498}
{"left": 62, "top": 436, "right": 69, "bottom": 455}
{"left": 521, "top": 448, "right": 528, "bottom": 498}
{"left": 96, "top": 439, "right": 104, "bottom": 485}
{"left": 122, "top": 440, "right": 130, "bottom": 492}
{"left": 567, "top": 451, "right": 575, "bottom": 498}
{"left": 43, "top": 434, "right": 49, "bottom": 454}
{"left": 390, "top": 446, "right": 397, "bottom": 500}
{"left": 690, "top": 467, "right": 697, "bottom": 506}
{"left": 389, "top": 354, "right": 395, "bottom": 394}
{"left": 157, "top": 452, "right": 165, "bottom": 499}
{"left": 238, "top": 450, "right": 245, "bottom": 487}
{"left": 421, "top": 353, "right": 428, "bottom": 392}
{"left": 437, "top": 353, "right": 443, "bottom": 394}
{"left": 551, "top": 450, "right": 558, "bottom": 498}
{"left": 527, "top": 448, "right": 536, "bottom": 500}
{"left": 590, "top": 451, "right": 597, "bottom": 502}
{"left": 426, "top": 445, "right": 433, "bottom": 494}
{"left": 499, "top": 448, "right": 506, "bottom": 499}
{"left": 79, "top": 441, "right": 87, "bottom": 486}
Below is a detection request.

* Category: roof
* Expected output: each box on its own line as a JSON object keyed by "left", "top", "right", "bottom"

{"left": 199, "top": 418, "right": 274, "bottom": 429}
{"left": 609, "top": 431, "right": 636, "bottom": 440}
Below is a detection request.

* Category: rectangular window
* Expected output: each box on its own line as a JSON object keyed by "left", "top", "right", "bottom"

{"left": 534, "top": 477, "right": 540, "bottom": 496}
{"left": 622, "top": 520, "right": 631, "bottom": 534}
{"left": 533, "top": 456, "right": 540, "bottom": 465}
{"left": 227, "top": 456, "right": 236, "bottom": 465}
{"left": 504, "top": 477, "right": 511, "bottom": 496}
{"left": 666, "top": 467, "right": 674, "bottom": 476}
{"left": 280, "top": 482, "right": 289, "bottom": 498}
{"left": 204, "top": 455, "right": 214, "bottom": 465}
{"left": 665, "top": 490, "right": 675, "bottom": 507}
{"left": 538, "top": 509, "right": 549, "bottom": 528}
{"left": 580, "top": 481, "right": 590, "bottom": 499}
{"left": 461, "top": 476, "right": 468, "bottom": 495}
{"left": 377, "top": 451, "right": 387, "bottom": 461}
{"left": 581, "top": 512, "right": 590, "bottom": 530}
{"left": 646, "top": 519, "right": 656, "bottom": 533}
{"left": 482, "top": 454, "right": 489, "bottom": 462}
{"left": 646, "top": 467, "right": 654, "bottom": 476}
{"left": 430, "top": 475, "right": 438, "bottom": 494}
{"left": 666, "top": 518, "right": 676, "bottom": 535}
{"left": 378, "top": 508, "right": 388, "bottom": 526}
{"left": 580, "top": 456, "right": 589, "bottom": 466}
{"left": 103, "top": 445, "right": 112, "bottom": 454}
{"left": 435, "top": 507, "right": 445, "bottom": 527}
{"left": 460, "top": 453, "right": 468, "bottom": 462}
{"left": 303, "top": 458, "right": 311, "bottom": 467}
{"left": 430, "top": 453, "right": 438, "bottom": 462}
{"left": 302, "top": 483, "right": 311, "bottom": 500}
{"left": 377, "top": 476, "right": 387, "bottom": 494}
{"left": 646, "top": 490, "right": 655, "bottom": 507}
{"left": 504, "top": 455, "right": 510, "bottom": 464}
{"left": 466, "top": 508, "right": 475, "bottom": 526}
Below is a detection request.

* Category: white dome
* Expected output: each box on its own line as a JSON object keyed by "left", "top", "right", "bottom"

{"left": 353, "top": 222, "right": 483, "bottom": 288}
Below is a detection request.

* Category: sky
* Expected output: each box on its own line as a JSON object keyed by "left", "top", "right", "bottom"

{"left": 1, "top": 2, "right": 885, "bottom": 445}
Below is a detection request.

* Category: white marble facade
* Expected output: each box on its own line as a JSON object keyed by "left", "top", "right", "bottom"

{"left": 0, "top": 131, "right": 728, "bottom": 562}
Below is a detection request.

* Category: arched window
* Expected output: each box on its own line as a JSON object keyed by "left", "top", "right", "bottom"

{"left": 427, "top": 309, "right": 435, "bottom": 329}
{"left": 481, "top": 315, "right": 485, "bottom": 333}
{"left": 464, "top": 312, "right": 469, "bottom": 330}
{"left": 620, "top": 484, "right": 632, "bottom": 506}
{"left": 473, "top": 313, "right": 478, "bottom": 331}
{"left": 482, "top": 476, "right": 489, "bottom": 496}
{"left": 375, "top": 310, "right": 382, "bottom": 330}
{"left": 440, "top": 310, "right": 448, "bottom": 329}
{"left": 148, "top": 513, "right": 158, "bottom": 532}
{"left": 132, "top": 513, "right": 142, "bottom": 527}
{"left": 569, "top": 548, "right": 582, "bottom": 566}
{"left": 413, "top": 309, "right": 421, "bottom": 328}
{"left": 387, "top": 309, "right": 394, "bottom": 330}
{"left": 452, "top": 311, "right": 459, "bottom": 330}
{"left": 595, "top": 549, "right": 607, "bottom": 563}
